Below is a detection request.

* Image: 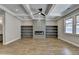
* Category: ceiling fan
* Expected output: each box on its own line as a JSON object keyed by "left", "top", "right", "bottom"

{"left": 33, "top": 8, "right": 45, "bottom": 16}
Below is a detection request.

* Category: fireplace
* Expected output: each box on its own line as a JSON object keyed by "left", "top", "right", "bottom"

{"left": 33, "top": 20, "right": 46, "bottom": 39}
{"left": 35, "top": 31, "right": 44, "bottom": 35}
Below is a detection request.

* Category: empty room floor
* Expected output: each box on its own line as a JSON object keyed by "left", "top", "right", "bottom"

{"left": 0, "top": 38, "right": 79, "bottom": 55}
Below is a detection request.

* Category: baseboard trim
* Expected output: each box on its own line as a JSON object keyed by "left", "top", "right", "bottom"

{"left": 3, "top": 38, "right": 20, "bottom": 45}
{"left": 58, "top": 38, "right": 79, "bottom": 47}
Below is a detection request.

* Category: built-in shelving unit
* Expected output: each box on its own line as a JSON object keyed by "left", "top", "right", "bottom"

{"left": 21, "top": 26, "right": 58, "bottom": 38}
{"left": 21, "top": 26, "right": 33, "bottom": 38}
{"left": 46, "top": 26, "right": 58, "bottom": 38}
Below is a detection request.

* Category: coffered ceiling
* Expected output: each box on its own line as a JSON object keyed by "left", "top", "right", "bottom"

{"left": 0, "top": 4, "right": 79, "bottom": 21}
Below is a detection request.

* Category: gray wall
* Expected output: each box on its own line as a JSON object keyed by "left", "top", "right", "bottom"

{"left": 4, "top": 12, "right": 21, "bottom": 45}
{"left": 21, "top": 20, "right": 33, "bottom": 26}
{"left": 57, "top": 9, "right": 79, "bottom": 47}
{"left": 21, "top": 20, "right": 57, "bottom": 26}
{"left": 46, "top": 20, "right": 57, "bottom": 26}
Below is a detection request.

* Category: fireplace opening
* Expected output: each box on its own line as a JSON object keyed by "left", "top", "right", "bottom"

{"left": 35, "top": 31, "right": 44, "bottom": 35}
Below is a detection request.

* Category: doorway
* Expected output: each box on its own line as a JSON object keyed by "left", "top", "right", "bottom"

{"left": 0, "top": 9, "right": 5, "bottom": 45}
{"left": 0, "top": 16, "right": 3, "bottom": 43}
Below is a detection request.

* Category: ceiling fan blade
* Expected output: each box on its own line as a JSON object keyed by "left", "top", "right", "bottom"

{"left": 33, "top": 12, "right": 40, "bottom": 15}
{"left": 38, "top": 8, "right": 42, "bottom": 12}
{"left": 41, "top": 13, "right": 45, "bottom": 16}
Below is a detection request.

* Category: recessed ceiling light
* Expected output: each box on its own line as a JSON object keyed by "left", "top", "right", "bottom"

{"left": 15, "top": 9, "right": 19, "bottom": 11}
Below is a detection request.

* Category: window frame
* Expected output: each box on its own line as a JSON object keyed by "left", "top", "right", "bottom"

{"left": 75, "top": 14, "right": 79, "bottom": 35}
{"left": 64, "top": 17, "right": 74, "bottom": 34}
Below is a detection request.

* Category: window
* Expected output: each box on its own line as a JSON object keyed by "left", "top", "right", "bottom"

{"left": 76, "top": 15, "right": 79, "bottom": 34}
{"left": 65, "top": 18, "right": 73, "bottom": 33}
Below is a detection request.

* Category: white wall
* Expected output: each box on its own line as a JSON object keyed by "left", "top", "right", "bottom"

{"left": 57, "top": 9, "right": 79, "bottom": 47}
{"left": 4, "top": 12, "right": 21, "bottom": 45}
{"left": 21, "top": 20, "right": 33, "bottom": 26}
{"left": 46, "top": 20, "right": 57, "bottom": 26}
{"left": 21, "top": 20, "right": 57, "bottom": 26}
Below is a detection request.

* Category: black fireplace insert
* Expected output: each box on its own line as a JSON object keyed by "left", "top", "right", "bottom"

{"left": 35, "top": 31, "right": 44, "bottom": 35}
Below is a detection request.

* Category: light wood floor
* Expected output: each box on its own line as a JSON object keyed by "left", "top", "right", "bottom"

{"left": 0, "top": 38, "right": 79, "bottom": 55}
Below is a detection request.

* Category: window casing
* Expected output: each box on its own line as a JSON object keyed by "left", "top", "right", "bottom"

{"left": 65, "top": 18, "right": 73, "bottom": 34}
{"left": 76, "top": 15, "right": 79, "bottom": 34}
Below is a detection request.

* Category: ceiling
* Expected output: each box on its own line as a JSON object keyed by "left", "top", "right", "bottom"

{"left": 0, "top": 4, "right": 79, "bottom": 21}
{"left": 30, "top": 4, "right": 47, "bottom": 13}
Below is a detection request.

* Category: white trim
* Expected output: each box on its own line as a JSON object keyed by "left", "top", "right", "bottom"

{"left": 22, "top": 4, "right": 34, "bottom": 19}
{"left": 47, "top": 4, "right": 55, "bottom": 16}
{"left": 3, "top": 38, "right": 20, "bottom": 45}
{"left": 58, "top": 38, "right": 79, "bottom": 47}
{"left": 64, "top": 17, "right": 73, "bottom": 34}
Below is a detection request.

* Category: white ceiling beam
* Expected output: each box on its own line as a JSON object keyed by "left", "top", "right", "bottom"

{"left": 15, "top": 14, "right": 29, "bottom": 16}
{"left": 33, "top": 18, "right": 45, "bottom": 20}
{"left": 22, "top": 4, "right": 34, "bottom": 19}
{"left": 16, "top": 17, "right": 24, "bottom": 21}
{"left": 46, "top": 4, "right": 56, "bottom": 16}
{"left": 45, "top": 4, "right": 53, "bottom": 15}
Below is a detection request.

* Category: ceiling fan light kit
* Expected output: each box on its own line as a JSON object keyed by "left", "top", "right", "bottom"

{"left": 33, "top": 8, "right": 45, "bottom": 16}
